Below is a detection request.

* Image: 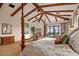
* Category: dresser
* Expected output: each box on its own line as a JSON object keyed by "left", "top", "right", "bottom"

{"left": 0, "top": 36, "right": 15, "bottom": 45}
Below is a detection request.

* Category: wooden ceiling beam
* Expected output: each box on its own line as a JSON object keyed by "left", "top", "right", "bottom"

{"left": 0, "top": 3, "right": 3, "bottom": 8}
{"left": 32, "top": 19, "right": 38, "bottom": 23}
{"left": 32, "top": 17, "right": 45, "bottom": 23}
{"left": 46, "top": 12, "right": 69, "bottom": 20}
{"left": 24, "top": 3, "right": 76, "bottom": 18}
{"left": 45, "top": 10, "right": 74, "bottom": 12}
{"left": 32, "top": 3, "right": 43, "bottom": 12}
{"left": 11, "top": 3, "right": 27, "bottom": 16}
{"left": 23, "top": 3, "right": 74, "bottom": 21}
{"left": 32, "top": 3, "right": 44, "bottom": 23}
{"left": 44, "top": 13, "right": 51, "bottom": 22}
{"left": 11, "top": 3, "right": 77, "bottom": 17}
{"left": 40, "top": 3, "right": 77, "bottom": 8}
{"left": 38, "top": 14, "right": 43, "bottom": 23}
{"left": 41, "top": 19, "right": 45, "bottom": 23}
{"left": 32, "top": 3, "right": 51, "bottom": 23}
{"left": 27, "top": 13, "right": 42, "bottom": 21}
{"left": 57, "top": 15, "right": 71, "bottom": 16}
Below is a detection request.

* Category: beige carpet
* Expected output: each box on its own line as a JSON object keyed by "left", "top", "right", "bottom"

{"left": 0, "top": 42, "right": 21, "bottom": 56}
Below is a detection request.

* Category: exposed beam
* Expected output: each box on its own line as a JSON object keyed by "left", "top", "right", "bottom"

{"left": 46, "top": 12, "right": 69, "bottom": 20}
{"left": 32, "top": 3, "right": 43, "bottom": 12}
{"left": 44, "top": 13, "right": 51, "bottom": 22}
{"left": 27, "top": 13, "right": 42, "bottom": 21}
{"left": 57, "top": 15, "right": 71, "bottom": 16}
{"left": 11, "top": 3, "right": 27, "bottom": 16}
{"left": 32, "top": 17, "right": 44, "bottom": 23}
{"left": 32, "top": 3, "right": 51, "bottom": 23}
{"left": 32, "top": 18, "right": 39, "bottom": 23}
{"left": 38, "top": 14, "right": 43, "bottom": 23}
{"left": 41, "top": 19, "right": 45, "bottom": 23}
{"left": 24, "top": 8, "right": 36, "bottom": 17}
{"left": 32, "top": 19, "right": 38, "bottom": 23}
{"left": 32, "top": 3, "right": 44, "bottom": 23}
{"left": 40, "top": 3, "right": 77, "bottom": 8}
{"left": 0, "top": 3, "right": 3, "bottom": 8}
{"left": 45, "top": 10, "right": 74, "bottom": 12}
{"left": 19, "top": 3, "right": 77, "bottom": 18}
{"left": 23, "top": 3, "right": 75, "bottom": 21}
{"left": 23, "top": 3, "right": 76, "bottom": 18}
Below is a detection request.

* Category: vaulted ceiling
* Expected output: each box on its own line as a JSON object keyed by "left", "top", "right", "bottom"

{"left": 0, "top": 3, "right": 79, "bottom": 24}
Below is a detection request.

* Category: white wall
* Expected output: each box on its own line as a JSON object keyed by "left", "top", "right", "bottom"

{"left": 0, "top": 5, "right": 21, "bottom": 41}
{"left": 0, "top": 4, "right": 44, "bottom": 41}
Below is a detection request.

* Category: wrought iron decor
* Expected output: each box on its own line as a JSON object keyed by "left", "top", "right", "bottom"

{"left": 2, "top": 23, "right": 12, "bottom": 34}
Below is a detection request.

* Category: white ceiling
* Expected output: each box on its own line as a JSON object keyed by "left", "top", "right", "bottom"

{"left": 0, "top": 3, "right": 79, "bottom": 24}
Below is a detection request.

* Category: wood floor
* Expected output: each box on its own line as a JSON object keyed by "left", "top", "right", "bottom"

{"left": 0, "top": 42, "right": 21, "bottom": 56}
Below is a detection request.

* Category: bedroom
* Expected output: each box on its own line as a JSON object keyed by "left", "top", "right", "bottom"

{"left": 0, "top": 3, "right": 79, "bottom": 56}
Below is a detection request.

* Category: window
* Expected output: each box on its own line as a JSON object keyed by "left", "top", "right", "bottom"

{"left": 54, "top": 26, "right": 59, "bottom": 34}
{"left": 48, "top": 26, "right": 59, "bottom": 35}
{"left": 24, "top": 23, "right": 29, "bottom": 34}
{"left": 48, "top": 26, "right": 54, "bottom": 33}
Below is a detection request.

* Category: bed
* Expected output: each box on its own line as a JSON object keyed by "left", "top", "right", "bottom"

{"left": 20, "top": 28, "right": 79, "bottom": 56}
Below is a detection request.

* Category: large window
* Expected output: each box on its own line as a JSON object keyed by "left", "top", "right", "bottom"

{"left": 48, "top": 26, "right": 59, "bottom": 35}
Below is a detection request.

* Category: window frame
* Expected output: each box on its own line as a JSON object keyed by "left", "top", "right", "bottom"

{"left": 48, "top": 26, "right": 59, "bottom": 35}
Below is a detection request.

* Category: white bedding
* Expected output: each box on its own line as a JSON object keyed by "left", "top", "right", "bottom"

{"left": 20, "top": 37, "right": 78, "bottom": 56}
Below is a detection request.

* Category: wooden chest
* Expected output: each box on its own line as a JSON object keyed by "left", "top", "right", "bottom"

{"left": 0, "top": 36, "right": 15, "bottom": 45}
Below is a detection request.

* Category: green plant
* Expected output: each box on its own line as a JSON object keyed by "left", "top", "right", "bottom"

{"left": 61, "top": 35, "right": 69, "bottom": 44}
{"left": 31, "top": 26, "right": 35, "bottom": 35}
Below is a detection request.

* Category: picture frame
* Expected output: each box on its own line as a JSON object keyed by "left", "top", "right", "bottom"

{"left": 2, "top": 23, "right": 12, "bottom": 34}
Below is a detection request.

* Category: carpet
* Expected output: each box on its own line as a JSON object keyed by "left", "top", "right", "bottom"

{"left": 0, "top": 42, "right": 21, "bottom": 56}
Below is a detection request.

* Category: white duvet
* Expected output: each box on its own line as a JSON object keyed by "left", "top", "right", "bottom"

{"left": 20, "top": 37, "right": 78, "bottom": 56}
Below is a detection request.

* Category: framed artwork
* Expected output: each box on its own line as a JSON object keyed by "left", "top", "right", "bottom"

{"left": 2, "top": 23, "right": 12, "bottom": 34}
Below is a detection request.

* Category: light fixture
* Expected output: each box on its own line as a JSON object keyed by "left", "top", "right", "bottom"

{"left": 9, "top": 4, "right": 15, "bottom": 8}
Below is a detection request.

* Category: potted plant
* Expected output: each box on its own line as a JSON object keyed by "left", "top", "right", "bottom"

{"left": 31, "top": 26, "right": 38, "bottom": 41}
{"left": 31, "top": 26, "right": 35, "bottom": 35}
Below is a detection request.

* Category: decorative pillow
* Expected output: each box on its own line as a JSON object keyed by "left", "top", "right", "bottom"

{"left": 55, "top": 36, "right": 61, "bottom": 44}
{"left": 69, "top": 30, "right": 79, "bottom": 54}
{"left": 61, "top": 35, "right": 69, "bottom": 44}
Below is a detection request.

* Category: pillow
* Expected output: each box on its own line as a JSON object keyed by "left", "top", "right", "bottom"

{"left": 61, "top": 35, "right": 69, "bottom": 44}
{"left": 55, "top": 36, "right": 61, "bottom": 44}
